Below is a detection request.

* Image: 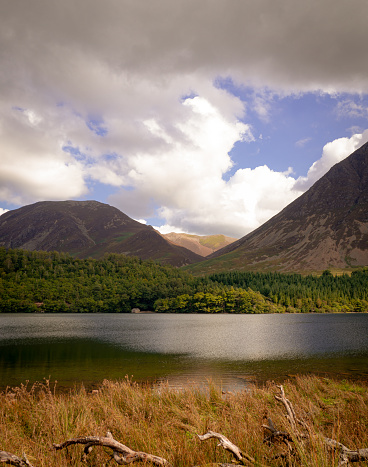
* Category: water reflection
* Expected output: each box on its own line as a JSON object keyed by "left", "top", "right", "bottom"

{"left": 0, "top": 313, "right": 368, "bottom": 391}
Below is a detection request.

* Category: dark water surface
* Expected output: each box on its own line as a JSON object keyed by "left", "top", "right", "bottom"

{"left": 0, "top": 313, "right": 368, "bottom": 391}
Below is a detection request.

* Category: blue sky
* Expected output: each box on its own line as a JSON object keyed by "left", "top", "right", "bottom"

{"left": 227, "top": 90, "right": 368, "bottom": 174}
{"left": 1, "top": 0, "right": 368, "bottom": 238}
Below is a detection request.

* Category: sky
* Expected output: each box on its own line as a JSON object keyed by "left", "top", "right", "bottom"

{"left": 1, "top": 0, "right": 368, "bottom": 239}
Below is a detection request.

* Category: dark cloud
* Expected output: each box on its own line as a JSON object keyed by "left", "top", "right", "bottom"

{"left": 2, "top": 0, "right": 368, "bottom": 95}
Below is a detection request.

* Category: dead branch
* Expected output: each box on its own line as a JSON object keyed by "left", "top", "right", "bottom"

{"left": 0, "top": 451, "right": 34, "bottom": 467}
{"left": 274, "top": 385, "right": 309, "bottom": 436}
{"left": 197, "top": 431, "right": 256, "bottom": 466}
{"left": 53, "top": 431, "right": 172, "bottom": 467}
{"left": 262, "top": 417, "right": 293, "bottom": 445}
{"left": 273, "top": 385, "right": 368, "bottom": 466}
{"left": 323, "top": 437, "right": 368, "bottom": 466}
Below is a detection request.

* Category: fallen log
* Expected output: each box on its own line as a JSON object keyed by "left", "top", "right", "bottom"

{"left": 53, "top": 431, "right": 172, "bottom": 466}
{"left": 197, "top": 431, "right": 260, "bottom": 466}
{"left": 0, "top": 451, "right": 34, "bottom": 467}
{"left": 323, "top": 437, "right": 368, "bottom": 466}
{"left": 2, "top": 384, "right": 368, "bottom": 467}
{"left": 272, "top": 385, "right": 368, "bottom": 466}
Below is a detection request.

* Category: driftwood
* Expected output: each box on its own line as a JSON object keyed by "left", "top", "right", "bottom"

{"left": 268, "top": 385, "right": 368, "bottom": 467}
{"left": 0, "top": 451, "right": 34, "bottom": 467}
{"left": 53, "top": 431, "right": 172, "bottom": 466}
{"left": 197, "top": 431, "right": 256, "bottom": 465}
{"left": 323, "top": 437, "right": 368, "bottom": 466}
{"left": 199, "top": 385, "right": 368, "bottom": 467}
{"left": 2, "top": 384, "right": 368, "bottom": 466}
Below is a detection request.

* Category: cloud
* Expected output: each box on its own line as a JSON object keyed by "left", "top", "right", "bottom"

{"left": 109, "top": 96, "right": 301, "bottom": 238}
{"left": 0, "top": 208, "right": 9, "bottom": 216}
{"left": 148, "top": 129, "right": 368, "bottom": 238}
{"left": 295, "top": 137, "right": 312, "bottom": 148}
{"left": 160, "top": 165, "right": 302, "bottom": 238}
{"left": 0, "top": 105, "right": 89, "bottom": 205}
{"left": 335, "top": 99, "right": 368, "bottom": 119}
{"left": 108, "top": 95, "right": 253, "bottom": 225}
{"left": 295, "top": 130, "right": 368, "bottom": 191}
{"left": 1, "top": 0, "right": 368, "bottom": 239}
{"left": 2, "top": 0, "right": 368, "bottom": 106}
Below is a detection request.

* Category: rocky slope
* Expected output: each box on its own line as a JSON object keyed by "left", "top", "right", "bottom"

{"left": 162, "top": 232, "right": 237, "bottom": 256}
{"left": 188, "top": 141, "right": 368, "bottom": 274}
{"left": 0, "top": 200, "right": 203, "bottom": 267}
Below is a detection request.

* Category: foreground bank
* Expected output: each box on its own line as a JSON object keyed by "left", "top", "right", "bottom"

{"left": 1, "top": 375, "right": 367, "bottom": 466}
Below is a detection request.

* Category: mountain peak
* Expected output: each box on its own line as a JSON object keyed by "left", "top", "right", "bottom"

{"left": 0, "top": 200, "right": 203, "bottom": 267}
{"left": 190, "top": 141, "right": 368, "bottom": 274}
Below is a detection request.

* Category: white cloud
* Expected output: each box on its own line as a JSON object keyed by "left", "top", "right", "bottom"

{"left": 152, "top": 166, "right": 302, "bottom": 238}
{"left": 0, "top": 105, "right": 89, "bottom": 205}
{"left": 295, "top": 130, "right": 368, "bottom": 191}
{"left": 108, "top": 95, "right": 249, "bottom": 221}
{"left": 122, "top": 125, "right": 368, "bottom": 239}
{"left": 0, "top": 208, "right": 9, "bottom": 216}
{"left": 154, "top": 224, "right": 188, "bottom": 235}
{"left": 109, "top": 96, "right": 302, "bottom": 238}
{"left": 335, "top": 100, "right": 368, "bottom": 119}
{"left": 295, "top": 137, "right": 312, "bottom": 148}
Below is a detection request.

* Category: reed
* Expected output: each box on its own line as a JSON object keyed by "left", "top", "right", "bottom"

{"left": 0, "top": 375, "right": 367, "bottom": 466}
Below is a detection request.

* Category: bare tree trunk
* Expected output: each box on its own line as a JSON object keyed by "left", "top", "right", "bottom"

{"left": 0, "top": 451, "right": 34, "bottom": 467}
{"left": 53, "top": 431, "right": 172, "bottom": 467}
{"left": 197, "top": 430, "right": 265, "bottom": 466}
{"left": 271, "top": 385, "right": 368, "bottom": 466}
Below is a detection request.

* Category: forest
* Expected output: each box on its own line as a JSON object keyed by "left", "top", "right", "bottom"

{"left": 0, "top": 247, "right": 368, "bottom": 313}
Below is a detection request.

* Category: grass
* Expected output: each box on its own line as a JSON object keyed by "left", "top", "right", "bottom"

{"left": 0, "top": 375, "right": 367, "bottom": 466}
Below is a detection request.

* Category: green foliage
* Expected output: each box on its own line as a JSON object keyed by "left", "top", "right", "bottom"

{"left": 208, "top": 269, "right": 368, "bottom": 313}
{"left": 1, "top": 247, "right": 367, "bottom": 314}
{"left": 0, "top": 247, "right": 196, "bottom": 313}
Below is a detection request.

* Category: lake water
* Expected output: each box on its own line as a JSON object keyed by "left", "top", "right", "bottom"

{"left": 0, "top": 313, "right": 368, "bottom": 392}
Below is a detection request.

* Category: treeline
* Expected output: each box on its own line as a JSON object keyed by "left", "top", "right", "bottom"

{"left": 0, "top": 247, "right": 274, "bottom": 313}
{"left": 208, "top": 270, "right": 368, "bottom": 313}
{"left": 0, "top": 247, "right": 196, "bottom": 313}
{"left": 0, "top": 247, "right": 368, "bottom": 313}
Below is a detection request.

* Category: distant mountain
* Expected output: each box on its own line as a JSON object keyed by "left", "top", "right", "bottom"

{"left": 187, "top": 141, "right": 368, "bottom": 274}
{"left": 162, "top": 232, "right": 237, "bottom": 256}
{"left": 0, "top": 200, "right": 203, "bottom": 267}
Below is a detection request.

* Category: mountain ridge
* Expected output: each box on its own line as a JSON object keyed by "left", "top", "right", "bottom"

{"left": 0, "top": 200, "right": 204, "bottom": 267}
{"left": 162, "top": 232, "right": 237, "bottom": 256}
{"left": 187, "top": 141, "right": 368, "bottom": 274}
{"left": 2, "top": 142, "right": 368, "bottom": 273}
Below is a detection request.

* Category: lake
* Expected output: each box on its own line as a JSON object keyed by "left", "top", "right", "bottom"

{"left": 0, "top": 313, "right": 368, "bottom": 392}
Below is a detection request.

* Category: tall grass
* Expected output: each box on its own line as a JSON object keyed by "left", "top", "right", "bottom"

{"left": 0, "top": 375, "right": 367, "bottom": 466}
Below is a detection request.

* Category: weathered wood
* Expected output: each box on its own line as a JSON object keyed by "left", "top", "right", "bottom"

{"left": 262, "top": 417, "right": 293, "bottom": 444}
{"left": 273, "top": 385, "right": 368, "bottom": 466}
{"left": 197, "top": 431, "right": 257, "bottom": 465}
{"left": 323, "top": 437, "right": 368, "bottom": 466}
{"left": 53, "top": 431, "right": 172, "bottom": 467}
{"left": 274, "top": 385, "right": 309, "bottom": 436}
{"left": 0, "top": 451, "right": 34, "bottom": 467}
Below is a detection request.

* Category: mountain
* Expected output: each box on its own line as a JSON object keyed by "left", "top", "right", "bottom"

{"left": 0, "top": 200, "right": 203, "bottom": 267}
{"left": 162, "top": 232, "right": 237, "bottom": 256}
{"left": 187, "top": 141, "right": 368, "bottom": 274}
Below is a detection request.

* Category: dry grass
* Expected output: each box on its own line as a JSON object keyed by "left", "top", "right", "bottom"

{"left": 0, "top": 375, "right": 367, "bottom": 466}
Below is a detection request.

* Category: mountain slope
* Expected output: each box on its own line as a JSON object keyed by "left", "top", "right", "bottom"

{"left": 162, "top": 232, "right": 237, "bottom": 256}
{"left": 187, "top": 141, "right": 368, "bottom": 274}
{"left": 0, "top": 200, "right": 203, "bottom": 266}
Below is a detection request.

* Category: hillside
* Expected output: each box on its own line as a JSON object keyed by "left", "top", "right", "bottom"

{"left": 0, "top": 200, "right": 203, "bottom": 267}
{"left": 162, "top": 232, "right": 237, "bottom": 256}
{"left": 187, "top": 141, "right": 368, "bottom": 274}
{"left": 1, "top": 247, "right": 368, "bottom": 314}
